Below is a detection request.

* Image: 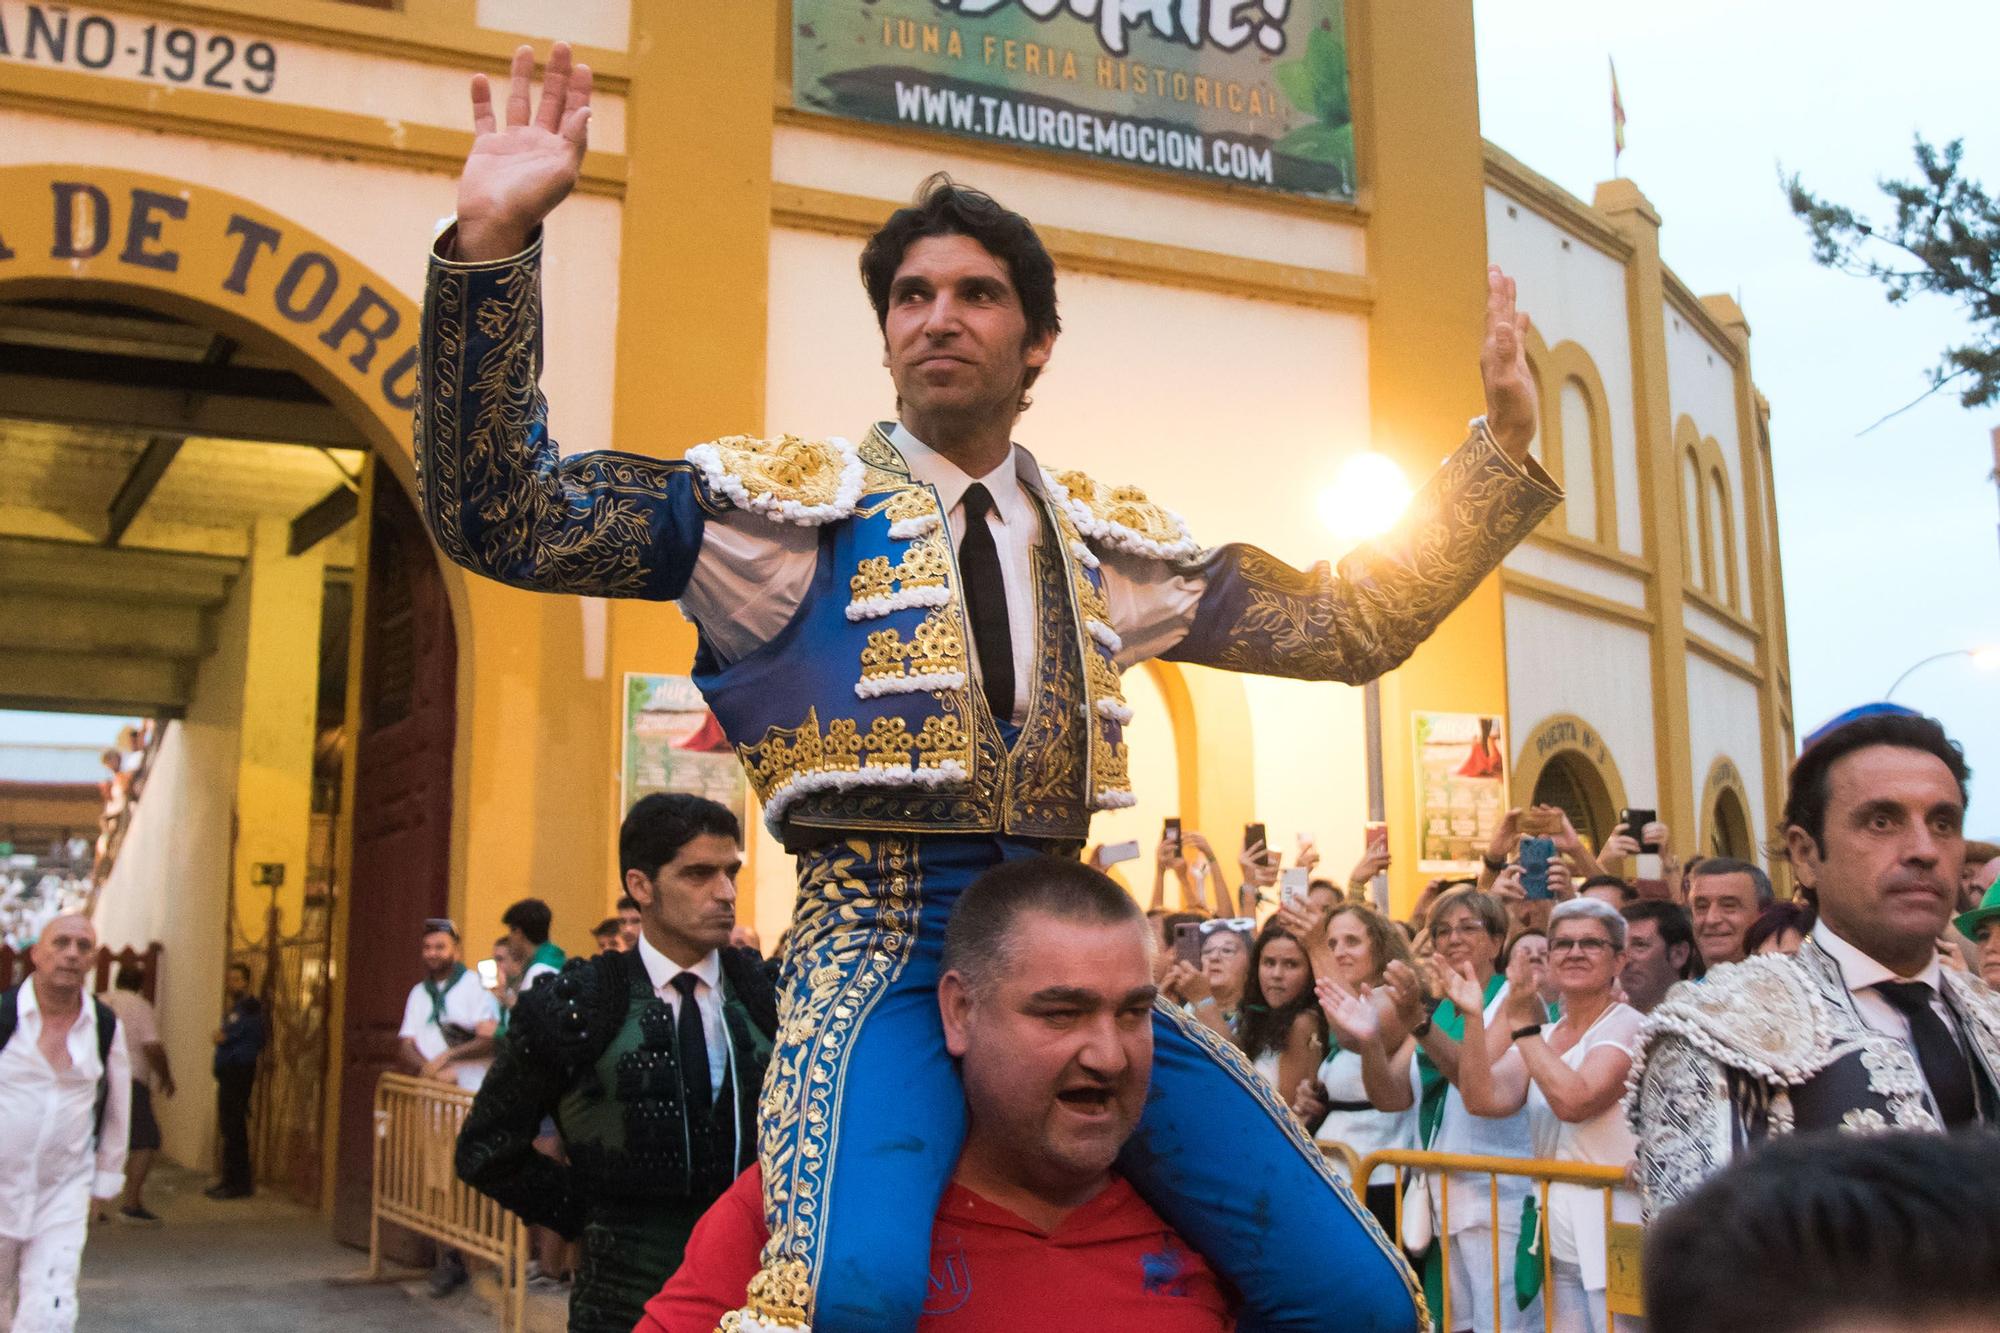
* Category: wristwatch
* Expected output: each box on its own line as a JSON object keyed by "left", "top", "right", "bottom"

{"left": 1482, "top": 853, "right": 1507, "bottom": 872}
{"left": 1510, "top": 1023, "right": 1544, "bottom": 1042}
{"left": 1411, "top": 1015, "right": 1433, "bottom": 1040}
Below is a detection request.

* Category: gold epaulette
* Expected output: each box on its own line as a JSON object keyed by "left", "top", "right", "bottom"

{"left": 685, "top": 434, "right": 863, "bottom": 526}
{"left": 1041, "top": 467, "right": 1201, "bottom": 561}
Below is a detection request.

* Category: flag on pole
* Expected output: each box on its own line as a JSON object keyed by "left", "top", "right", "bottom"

{"left": 1610, "top": 57, "right": 1627, "bottom": 173}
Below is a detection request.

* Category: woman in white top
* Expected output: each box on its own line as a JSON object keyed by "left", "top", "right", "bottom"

{"left": 1235, "top": 918, "right": 1325, "bottom": 1104}
{"left": 1447, "top": 896, "right": 1645, "bottom": 1333}
{"left": 1298, "top": 903, "right": 1417, "bottom": 1235}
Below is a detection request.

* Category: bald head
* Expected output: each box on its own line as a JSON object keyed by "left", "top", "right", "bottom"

{"left": 30, "top": 914, "right": 97, "bottom": 1002}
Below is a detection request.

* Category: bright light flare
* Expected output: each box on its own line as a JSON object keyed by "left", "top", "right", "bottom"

{"left": 1972, "top": 646, "right": 2000, "bottom": 671}
{"left": 1318, "top": 452, "right": 1413, "bottom": 541}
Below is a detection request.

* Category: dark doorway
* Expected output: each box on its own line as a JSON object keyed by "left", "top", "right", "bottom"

{"left": 1531, "top": 750, "right": 1615, "bottom": 851}
{"left": 331, "top": 471, "right": 459, "bottom": 1249}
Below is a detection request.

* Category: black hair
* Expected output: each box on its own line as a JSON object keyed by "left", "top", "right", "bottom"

{"left": 1742, "top": 899, "right": 1817, "bottom": 957}
{"left": 227, "top": 961, "right": 252, "bottom": 984}
{"left": 1783, "top": 710, "right": 1970, "bottom": 854}
{"left": 1236, "top": 918, "right": 1324, "bottom": 1063}
{"left": 620, "top": 792, "right": 741, "bottom": 884}
{"left": 1688, "top": 856, "right": 1775, "bottom": 908}
{"left": 1620, "top": 900, "right": 1705, "bottom": 980}
{"left": 592, "top": 917, "right": 621, "bottom": 939}
{"left": 1644, "top": 1130, "right": 2000, "bottom": 1333}
{"left": 501, "top": 898, "right": 553, "bottom": 946}
{"left": 1579, "top": 874, "right": 1638, "bottom": 905}
{"left": 615, "top": 895, "right": 640, "bottom": 913}
{"left": 943, "top": 855, "right": 1141, "bottom": 996}
{"left": 860, "top": 173, "right": 1061, "bottom": 401}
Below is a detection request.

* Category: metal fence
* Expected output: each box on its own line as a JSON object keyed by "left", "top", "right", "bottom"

{"left": 1323, "top": 1142, "right": 1645, "bottom": 1333}
{"left": 370, "top": 1072, "right": 527, "bottom": 1332}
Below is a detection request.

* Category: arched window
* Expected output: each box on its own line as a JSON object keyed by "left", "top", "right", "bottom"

{"left": 1707, "top": 467, "right": 1738, "bottom": 609}
{"left": 1683, "top": 448, "right": 1709, "bottom": 592}
{"left": 1560, "top": 378, "right": 1597, "bottom": 543}
{"left": 1531, "top": 750, "right": 1616, "bottom": 850}
{"left": 1710, "top": 786, "right": 1752, "bottom": 860}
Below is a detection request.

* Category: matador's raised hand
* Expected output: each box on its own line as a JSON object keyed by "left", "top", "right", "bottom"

{"left": 1481, "top": 264, "right": 1540, "bottom": 463}
{"left": 455, "top": 43, "right": 592, "bottom": 263}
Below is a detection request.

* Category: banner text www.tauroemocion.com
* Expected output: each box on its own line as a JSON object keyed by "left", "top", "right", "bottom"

{"left": 893, "top": 80, "right": 1275, "bottom": 184}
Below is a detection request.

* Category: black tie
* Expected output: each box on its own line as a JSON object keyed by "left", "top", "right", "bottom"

{"left": 958, "top": 484, "right": 1014, "bottom": 724}
{"left": 1875, "top": 980, "right": 1978, "bottom": 1128}
{"left": 671, "top": 972, "right": 712, "bottom": 1119}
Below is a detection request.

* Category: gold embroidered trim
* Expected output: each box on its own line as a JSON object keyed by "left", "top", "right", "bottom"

{"left": 856, "top": 609, "right": 970, "bottom": 698}
{"left": 1046, "top": 501, "right": 1136, "bottom": 810}
{"left": 735, "top": 707, "right": 976, "bottom": 830}
{"left": 846, "top": 529, "right": 951, "bottom": 621}
{"left": 1043, "top": 466, "right": 1200, "bottom": 561}
{"left": 685, "top": 434, "right": 864, "bottom": 526}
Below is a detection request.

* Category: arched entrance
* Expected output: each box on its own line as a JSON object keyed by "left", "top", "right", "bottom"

{"left": 1700, "top": 757, "right": 1756, "bottom": 861}
{"left": 0, "top": 165, "right": 460, "bottom": 1244}
{"left": 1512, "top": 712, "right": 1630, "bottom": 852}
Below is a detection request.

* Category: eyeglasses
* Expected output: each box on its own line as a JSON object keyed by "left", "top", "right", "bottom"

{"left": 1548, "top": 937, "right": 1614, "bottom": 957}
{"left": 1435, "top": 922, "right": 1493, "bottom": 940}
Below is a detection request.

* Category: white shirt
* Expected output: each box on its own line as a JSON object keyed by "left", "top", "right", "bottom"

{"left": 637, "top": 935, "right": 727, "bottom": 1102}
{"left": 1524, "top": 1001, "right": 1644, "bottom": 1285}
{"left": 1810, "top": 920, "right": 1973, "bottom": 1123}
{"left": 678, "top": 424, "right": 1208, "bottom": 722}
{"left": 0, "top": 981, "right": 131, "bottom": 1237}
{"left": 1415, "top": 981, "right": 1535, "bottom": 1235}
{"left": 399, "top": 968, "right": 502, "bottom": 1092}
{"left": 1315, "top": 1044, "right": 1416, "bottom": 1161}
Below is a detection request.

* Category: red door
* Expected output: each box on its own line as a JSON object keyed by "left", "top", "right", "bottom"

{"left": 332, "top": 472, "right": 458, "bottom": 1249}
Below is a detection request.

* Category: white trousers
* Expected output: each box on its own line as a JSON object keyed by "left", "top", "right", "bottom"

{"left": 0, "top": 1181, "right": 90, "bottom": 1333}
{"left": 1548, "top": 1259, "right": 1647, "bottom": 1333}
{"left": 1446, "top": 1223, "right": 1544, "bottom": 1333}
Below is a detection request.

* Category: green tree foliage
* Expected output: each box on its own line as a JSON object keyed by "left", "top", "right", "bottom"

{"left": 1786, "top": 137, "right": 2000, "bottom": 411}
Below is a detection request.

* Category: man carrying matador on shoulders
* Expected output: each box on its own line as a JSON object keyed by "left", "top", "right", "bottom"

{"left": 424, "top": 44, "right": 1559, "bottom": 1333}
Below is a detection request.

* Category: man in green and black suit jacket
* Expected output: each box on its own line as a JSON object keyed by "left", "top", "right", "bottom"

{"left": 458, "top": 794, "right": 777, "bottom": 1332}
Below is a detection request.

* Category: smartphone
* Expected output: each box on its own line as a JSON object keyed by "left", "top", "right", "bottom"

{"left": 1163, "top": 817, "right": 1181, "bottom": 855}
{"left": 1519, "top": 836, "right": 1556, "bottom": 900}
{"left": 1280, "top": 866, "right": 1311, "bottom": 908}
{"left": 1364, "top": 822, "right": 1388, "bottom": 855}
{"left": 1620, "top": 808, "right": 1659, "bottom": 854}
{"left": 1099, "top": 838, "right": 1141, "bottom": 867}
{"left": 1244, "top": 822, "right": 1269, "bottom": 863}
{"left": 1173, "top": 921, "right": 1202, "bottom": 967}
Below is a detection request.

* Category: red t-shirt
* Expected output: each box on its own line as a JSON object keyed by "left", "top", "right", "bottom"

{"left": 637, "top": 1165, "right": 1234, "bottom": 1332}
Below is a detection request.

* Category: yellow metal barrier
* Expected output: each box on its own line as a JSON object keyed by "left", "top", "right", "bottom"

{"left": 1319, "top": 1142, "right": 1644, "bottom": 1333}
{"left": 370, "top": 1072, "right": 528, "bottom": 1332}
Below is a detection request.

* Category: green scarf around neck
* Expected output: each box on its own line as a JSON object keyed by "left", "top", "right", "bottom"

{"left": 422, "top": 961, "right": 469, "bottom": 1028}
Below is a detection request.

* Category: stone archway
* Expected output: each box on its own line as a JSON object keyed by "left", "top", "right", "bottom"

{"left": 0, "top": 163, "right": 467, "bottom": 1225}
{"left": 1699, "top": 756, "right": 1756, "bottom": 861}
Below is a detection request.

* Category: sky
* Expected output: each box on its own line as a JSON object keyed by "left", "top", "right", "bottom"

{"left": 1472, "top": 0, "right": 2000, "bottom": 836}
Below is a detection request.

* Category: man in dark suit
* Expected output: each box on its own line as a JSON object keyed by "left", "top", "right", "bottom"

{"left": 458, "top": 794, "right": 776, "bottom": 1332}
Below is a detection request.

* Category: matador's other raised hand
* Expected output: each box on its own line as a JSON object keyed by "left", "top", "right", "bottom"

{"left": 455, "top": 43, "right": 592, "bottom": 262}
{"left": 1482, "top": 264, "right": 1540, "bottom": 463}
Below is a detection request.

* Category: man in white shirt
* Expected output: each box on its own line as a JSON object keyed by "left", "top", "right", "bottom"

{"left": 398, "top": 918, "right": 501, "bottom": 1093}
{"left": 0, "top": 914, "right": 130, "bottom": 1333}
{"left": 1632, "top": 705, "right": 2000, "bottom": 1218}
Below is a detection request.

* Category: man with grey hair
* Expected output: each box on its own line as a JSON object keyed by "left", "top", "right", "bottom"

{"left": 1685, "top": 857, "right": 1773, "bottom": 969}
{"left": 0, "top": 914, "right": 130, "bottom": 1332}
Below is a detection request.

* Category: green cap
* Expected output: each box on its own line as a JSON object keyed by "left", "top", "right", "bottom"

{"left": 1954, "top": 879, "right": 2000, "bottom": 939}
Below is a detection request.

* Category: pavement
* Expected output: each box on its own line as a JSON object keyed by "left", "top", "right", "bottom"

{"left": 74, "top": 1160, "right": 528, "bottom": 1332}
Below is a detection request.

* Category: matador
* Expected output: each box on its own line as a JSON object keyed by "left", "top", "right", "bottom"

{"left": 423, "top": 43, "right": 1560, "bottom": 1333}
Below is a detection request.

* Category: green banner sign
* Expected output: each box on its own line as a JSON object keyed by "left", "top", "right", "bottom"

{"left": 791, "top": 0, "right": 1356, "bottom": 201}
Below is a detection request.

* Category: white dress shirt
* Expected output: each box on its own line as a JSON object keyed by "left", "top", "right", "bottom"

{"left": 1811, "top": 919, "right": 1958, "bottom": 1043}
{"left": 678, "top": 423, "right": 1209, "bottom": 720}
{"left": 637, "top": 935, "right": 728, "bottom": 1102}
{"left": 0, "top": 982, "right": 131, "bottom": 1238}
